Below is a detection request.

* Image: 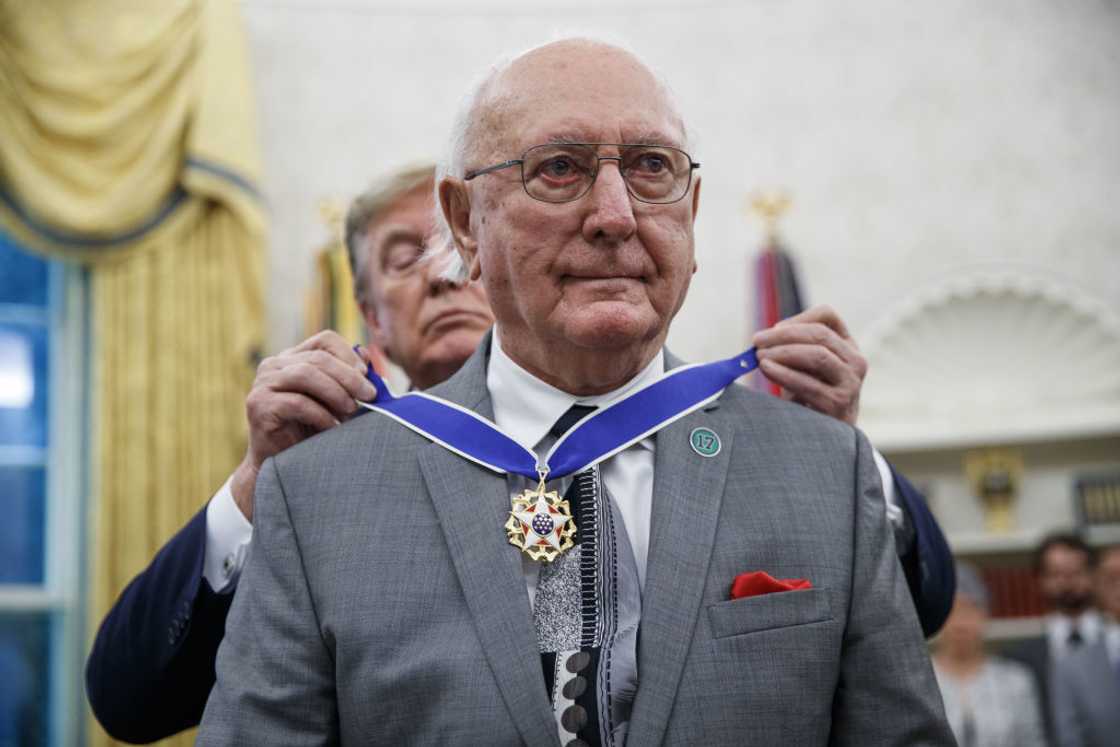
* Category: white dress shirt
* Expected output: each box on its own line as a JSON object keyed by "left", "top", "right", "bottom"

{"left": 487, "top": 328, "right": 661, "bottom": 596}
{"left": 203, "top": 477, "right": 252, "bottom": 591}
{"left": 202, "top": 335, "right": 904, "bottom": 591}
{"left": 1045, "top": 609, "right": 1103, "bottom": 660}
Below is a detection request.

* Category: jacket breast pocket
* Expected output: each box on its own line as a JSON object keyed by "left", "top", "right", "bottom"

{"left": 706, "top": 588, "right": 833, "bottom": 640}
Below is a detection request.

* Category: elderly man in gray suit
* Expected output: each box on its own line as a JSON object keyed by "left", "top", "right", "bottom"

{"left": 1053, "top": 545, "right": 1120, "bottom": 747}
{"left": 198, "top": 38, "right": 952, "bottom": 745}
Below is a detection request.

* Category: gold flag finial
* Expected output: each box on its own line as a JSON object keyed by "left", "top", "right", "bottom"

{"left": 964, "top": 448, "right": 1024, "bottom": 534}
{"left": 748, "top": 190, "right": 792, "bottom": 244}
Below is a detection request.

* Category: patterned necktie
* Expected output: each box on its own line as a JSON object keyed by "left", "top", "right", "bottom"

{"left": 533, "top": 405, "right": 642, "bottom": 747}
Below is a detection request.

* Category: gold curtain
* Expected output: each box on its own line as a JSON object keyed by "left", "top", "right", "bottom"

{"left": 0, "top": 1, "right": 264, "bottom": 745}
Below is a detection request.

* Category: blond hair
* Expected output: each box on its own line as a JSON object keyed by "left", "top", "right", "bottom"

{"left": 344, "top": 162, "right": 436, "bottom": 302}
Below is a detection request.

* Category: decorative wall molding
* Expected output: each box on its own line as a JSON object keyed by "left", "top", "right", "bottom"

{"left": 860, "top": 270, "right": 1120, "bottom": 451}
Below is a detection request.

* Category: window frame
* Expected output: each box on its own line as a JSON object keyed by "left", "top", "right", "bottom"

{"left": 0, "top": 261, "right": 89, "bottom": 745}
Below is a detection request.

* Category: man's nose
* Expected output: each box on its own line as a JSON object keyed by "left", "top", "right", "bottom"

{"left": 424, "top": 258, "right": 456, "bottom": 296}
{"left": 582, "top": 160, "right": 637, "bottom": 244}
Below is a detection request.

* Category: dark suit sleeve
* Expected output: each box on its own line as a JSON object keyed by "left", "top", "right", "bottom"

{"left": 85, "top": 507, "right": 236, "bottom": 744}
{"left": 889, "top": 466, "right": 955, "bottom": 638}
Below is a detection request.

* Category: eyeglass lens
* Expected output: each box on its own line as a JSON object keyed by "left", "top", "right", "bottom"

{"left": 521, "top": 144, "right": 693, "bottom": 204}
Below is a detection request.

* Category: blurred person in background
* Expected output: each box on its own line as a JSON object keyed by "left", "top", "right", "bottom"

{"left": 1005, "top": 532, "right": 1101, "bottom": 742}
{"left": 1053, "top": 544, "right": 1120, "bottom": 747}
{"left": 86, "top": 159, "right": 952, "bottom": 741}
{"left": 933, "top": 563, "right": 1047, "bottom": 747}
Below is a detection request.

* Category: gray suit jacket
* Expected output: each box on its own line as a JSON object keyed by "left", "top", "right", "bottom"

{"left": 1053, "top": 641, "right": 1120, "bottom": 747}
{"left": 198, "top": 339, "right": 952, "bottom": 745}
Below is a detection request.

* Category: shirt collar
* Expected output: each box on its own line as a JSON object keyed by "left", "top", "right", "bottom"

{"left": 1047, "top": 609, "right": 1103, "bottom": 652}
{"left": 487, "top": 325, "right": 665, "bottom": 451}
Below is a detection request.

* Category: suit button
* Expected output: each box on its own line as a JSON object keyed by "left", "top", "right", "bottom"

{"left": 561, "top": 705, "right": 588, "bottom": 732}
{"left": 562, "top": 676, "right": 587, "bottom": 700}
{"left": 168, "top": 616, "right": 185, "bottom": 643}
{"left": 565, "top": 651, "right": 591, "bottom": 673}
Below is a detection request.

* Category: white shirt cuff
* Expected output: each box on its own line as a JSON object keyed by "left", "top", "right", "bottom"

{"left": 203, "top": 476, "right": 254, "bottom": 592}
{"left": 872, "top": 447, "right": 903, "bottom": 529}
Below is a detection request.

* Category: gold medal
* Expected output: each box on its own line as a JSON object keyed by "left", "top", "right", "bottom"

{"left": 504, "top": 473, "right": 576, "bottom": 563}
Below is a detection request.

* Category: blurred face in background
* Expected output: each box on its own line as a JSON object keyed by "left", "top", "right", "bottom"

{"left": 360, "top": 183, "right": 493, "bottom": 389}
{"left": 1039, "top": 543, "right": 1094, "bottom": 614}
{"left": 937, "top": 594, "right": 988, "bottom": 659}
{"left": 1094, "top": 547, "right": 1120, "bottom": 621}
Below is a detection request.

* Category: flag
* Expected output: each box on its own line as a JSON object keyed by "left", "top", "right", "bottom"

{"left": 752, "top": 237, "right": 805, "bottom": 395}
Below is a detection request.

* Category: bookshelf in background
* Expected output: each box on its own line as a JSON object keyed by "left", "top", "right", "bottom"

{"left": 948, "top": 469, "right": 1120, "bottom": 644}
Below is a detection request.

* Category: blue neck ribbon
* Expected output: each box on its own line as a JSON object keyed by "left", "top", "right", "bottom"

{"left": 359, "top": 347, "right": 759, "bottom": 481}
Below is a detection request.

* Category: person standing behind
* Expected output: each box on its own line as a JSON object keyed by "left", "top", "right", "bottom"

{"left": 933, "top": 564, "right": 1047, "bottom": 747}
{"left": 1005, "top": 533, "right": 1101, "bottom": 743}
{"left": 1052, "top": 544, "right": 1120, "bottom": 747}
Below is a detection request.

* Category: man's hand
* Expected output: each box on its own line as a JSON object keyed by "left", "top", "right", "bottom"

{"left": 230, "top": 331, "right": 377, "bottom": 521}
{"left": 751, "top": 305, "right": 868, "bottom": 427}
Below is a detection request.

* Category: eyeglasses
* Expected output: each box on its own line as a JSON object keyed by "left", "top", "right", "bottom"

{"left": 464, "top": 143, "right": 700, "bottom": 205}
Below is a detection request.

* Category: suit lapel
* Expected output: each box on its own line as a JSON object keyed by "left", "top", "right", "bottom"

{"left": 414, "top": 338, "right": 559, "bottom": 747}
{"left": 419, "top": 447, "right": 558, "bottom": 746}
{"left": 627, "top": 398, "right": 736, "bottom": 745}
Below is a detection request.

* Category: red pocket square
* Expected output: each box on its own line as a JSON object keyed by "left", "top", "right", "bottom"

{"left": 730, "top": 571, "right": 812, "bottom": 600}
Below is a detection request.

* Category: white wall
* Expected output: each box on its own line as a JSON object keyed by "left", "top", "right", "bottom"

{"left": 241, "top": 0, "right": 1120, "bottom": 363}
{"left": 890, "top": 436, "right": 1120, "bottom": 539}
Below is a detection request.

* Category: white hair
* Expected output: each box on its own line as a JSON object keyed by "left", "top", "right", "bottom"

{"left": 430, "top": 34, "right": 691, "bottom": 283}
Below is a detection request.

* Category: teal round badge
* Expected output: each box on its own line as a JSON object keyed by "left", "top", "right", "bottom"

{"left": 689, "top": 427, "right": 721, "bottom": 457}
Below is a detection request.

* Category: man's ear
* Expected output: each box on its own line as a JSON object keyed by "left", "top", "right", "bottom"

{"left": 439, "top": 177, "right": 481, "bottom": 281}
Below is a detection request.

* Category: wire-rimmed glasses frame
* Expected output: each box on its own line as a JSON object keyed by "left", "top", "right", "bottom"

{"left": 463, "top": 142, "right": 701, "bottom": 205}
